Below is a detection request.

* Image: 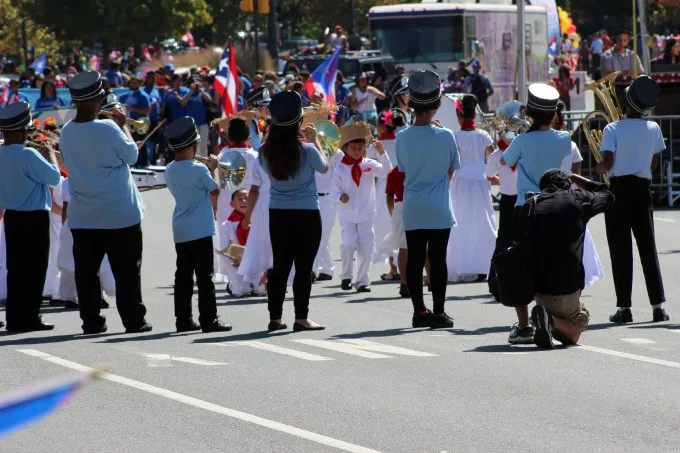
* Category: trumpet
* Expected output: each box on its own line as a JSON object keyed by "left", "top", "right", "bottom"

{"left": 100, "top": 110, "right": 151, "bottom": 135}
{"left": 582, "top": 71, "right": 622, "bottom": 186}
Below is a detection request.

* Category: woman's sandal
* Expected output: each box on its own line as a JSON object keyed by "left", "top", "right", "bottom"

{"left": 380, "top": 273, "right": 401, "bottom": 281}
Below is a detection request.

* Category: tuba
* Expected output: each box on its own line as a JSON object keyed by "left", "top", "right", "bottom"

{"left": 217, "top": 151, "right": 247, "bottom": 189}
{"left": 482, "top": 100, "right": 530, "bottom": 141}
{"left": 581, "top": 71, "right": 624, "bottom": 186}
{"left": 315, "top": 120, "right": 341, "bottom": 158}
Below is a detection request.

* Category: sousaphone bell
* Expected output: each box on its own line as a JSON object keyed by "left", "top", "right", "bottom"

{"left": 218, "top": 150, "right": 247, "bottom": 190}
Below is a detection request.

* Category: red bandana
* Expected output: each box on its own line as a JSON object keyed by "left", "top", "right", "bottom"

{"left": 227, "top": 210, "right": 250, "bottom": 246}
{"left": 497, "top": 140, "right": 517, "bottom": 172}
{"left": 60, "top": 169, "right": 69, "bottom": 178}
{"left": 341, "top": 154, "right": 364, "bottom": 187}
{"left": 460, "top": 120, "right": 476, "bottom": 130}
{"left": 378, "top": 132, "right": 396, "bottom": 140}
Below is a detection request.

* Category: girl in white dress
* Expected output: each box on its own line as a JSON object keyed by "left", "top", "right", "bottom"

{"left": 239, "top": 158, "right": 272, "bottom": 287}
{"left": 554, "top": 102, "right": 605, "bottom": 287}
{"left": 446, "top": 95, "right": 498, "bottom": 282}
{"left": 43, "top": 175, "right": 64, "bottom": 299}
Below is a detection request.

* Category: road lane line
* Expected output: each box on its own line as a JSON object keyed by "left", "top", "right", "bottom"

{"left": 143, "top": 354, "right": 226, "bottom": 366}
{"left": 579, "top": 345, "right": 680, "bottom": 369}
{"left": 17, "top": 349, "right": 382, "bottom": 453}
{"left": 230, "top": 341, "right": 333, "bottom": 361}
{"left": 654, "top": 216, "right": 675, "bottom": 223}
{"left": 337, "top": 339, "right": 437, "bottom": 357}
{"left": 620, "top": 338, "right": 656, "bottom": 345}
{"left": 291, "top": 340, "right": 393, "bottom": 359}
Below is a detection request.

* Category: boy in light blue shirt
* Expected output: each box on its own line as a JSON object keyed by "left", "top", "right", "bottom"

{"left": 165, "top": 116, "right": 232, "bottom": 334}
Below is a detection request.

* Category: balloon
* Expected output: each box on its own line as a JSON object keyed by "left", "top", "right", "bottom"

{"left": 559, "top": 10, "right": 568, "bottom": 19}
{"left": 567, "top": 25, "right": 576, "bottom": 34}
{"left": 573, "top": 40, "right": 580, "bottom": 49}
{"left": 566, "top": 18, "right": 573, "bottom": 26}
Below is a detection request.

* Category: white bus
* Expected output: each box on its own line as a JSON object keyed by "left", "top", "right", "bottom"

{"left": 368, "top": 2, "right": 549, "bottom": 111}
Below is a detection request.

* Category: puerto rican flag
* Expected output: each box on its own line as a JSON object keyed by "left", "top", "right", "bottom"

{"left": 304, "top": 47, "right": 341, "bottom": 105}
{"left": 181, "top": 31, "right": 195, "bottom": 47}
{"left": 213, "top": 39, "right": 238, "bottom": 118}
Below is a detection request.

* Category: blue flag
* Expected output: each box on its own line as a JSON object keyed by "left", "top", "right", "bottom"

{"left": 31, "top": 54, "right": 47, "bottom": 74}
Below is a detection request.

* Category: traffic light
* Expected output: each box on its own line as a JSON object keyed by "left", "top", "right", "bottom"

{"left": 240, "top": 0, "right": 269, "bottom": 13}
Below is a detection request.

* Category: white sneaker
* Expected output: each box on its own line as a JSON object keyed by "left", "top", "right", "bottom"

{"left": 508, "top": 324, "right": 535, "bottom": 344}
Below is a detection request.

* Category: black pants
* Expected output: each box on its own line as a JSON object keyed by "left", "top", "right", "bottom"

{"left": 591, "top": 54, "right": 601, "bottom": 76}
{"left": 174, "top": 236, "right": 217, "bottom": 326}
{"left": 605, "top": 176, "right": 665, "bottom": 307}
{"left": 72, "top": 223, "right": 147, "bottom": 330}
{"left": 268, "top": 209, "right": 322, "bottom": 320}
{"left": 4, "top": 210, "right": 50, "bottom": 328}
{"left": 405, "top": 228, "right": 451, "bottom": 314}
{"left": 488, "top": 195, "right": 519, "bottom": 296}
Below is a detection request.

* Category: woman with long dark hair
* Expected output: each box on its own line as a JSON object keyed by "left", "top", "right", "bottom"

{"left": 653, "top": 38, "right": 680, "bottom": 66}
{"left": 500, "top": 83, "right": 571, "bottom": 343}
{"left": 258, "top": 91, "right": 328, "bottom": 332}
{"left": 34, "top": 80, "right": 67, "bottom": 110}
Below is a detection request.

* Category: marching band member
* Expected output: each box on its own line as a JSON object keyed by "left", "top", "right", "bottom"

{"left": 369, "top": 111, "right": 396, "bottom": 278}
{"left": 396, "top": 70, "right": 460, "bottom": 329}
{"left": 60, "top": 70, "right": 150, "bottom": 334}
{"left": 388, "top": 75, "right": 412, "bottom": 128}
{"left": 214, "top": 116, "right": 258, "bottom": 282}
{"left": 500, "top": 83, "right": 571, "bottom": 338}
{"left": 258, "top": 91, "right": 327, "bottom": 332}
{"left": 0, "top": 101, "right": 60, "bottom": 331}
{"left": 554, "top": 102, "right": 606, "bottom": 288}
{"left": 334, "top": 121, "right": 391, "bottom": 293}
{"left": 597, "top": 75, "right": 669, "bottom": 323}
{"left": 446, "top": 94, "right": 497, "bottom": 283}
{"left": 165, "top": 116, "right": 232, "bottom": 333}
{"left": 55, "top": 176, "right": 114, "bottom": 309}
{"left": 243, "top": 87, "right": 270, "bottom": 150}
{"left": 0, "top": 212, "right": 6, "bottom": 304}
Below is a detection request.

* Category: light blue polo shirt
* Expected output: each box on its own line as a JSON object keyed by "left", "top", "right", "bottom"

{"left": 600, "top": 119, "right": 665, "bottom": 180}
{"left": 166, "top": 160, "right": 219, "bottom": 243}
{"left": 502, "top": 130, "right": 571, "bottom": 206}
{"left": 60, "top": 119, "right": 145, "bottom": 229}
{"left": 0, "top": 144, "right": 61, "bottom": 211}
{"left": 249, "top": 121, "right": 262, "bottom": 150}
{"left": 259, "top": 143, "right": 326, "bottom": 210}
{"left": 396, "top": 124, "right": 461, "bottom": 231}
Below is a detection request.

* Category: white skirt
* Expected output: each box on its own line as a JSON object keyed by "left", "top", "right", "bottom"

{"left": 238, "top": 193, "right": 273, "bottom": 283}
{"left": 383, "top": 201, "right": 407, "bottom": 251}
{"left": 583, "top": 227, "right": 605, "bottom": 288}
{"left": 43, "top": 212, "right": 62, "bottom": 297}
{"left": 446, "top": 177, "right": 498, "bottom": 281}
{"left": 57, "top": 220, "right": 112, "bottom": 274}
{"left": 372, "top": 179, "right": 392, "bottom": 264}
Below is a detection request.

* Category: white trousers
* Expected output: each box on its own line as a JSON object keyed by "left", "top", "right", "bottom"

{"left": 57, "top": 269, "right": 116, "bottom": 302}
{"left": 225, "top": 261, "right": 265, "bottom": 296}
{"left": 313, "top": 200, "right": 338, "bottom": 276}
{"left": 340, "top": 220, "right": 374, "bottom": 287}
{"left": 43, "top": 212, "right": 62, "bottom": 297}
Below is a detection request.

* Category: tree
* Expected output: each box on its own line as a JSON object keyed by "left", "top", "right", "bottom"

{"left": 0, "top": 0, "right": 64, "bottom": 64}
{"left": 20, "top": 0, "right": 212, "bottom": 51}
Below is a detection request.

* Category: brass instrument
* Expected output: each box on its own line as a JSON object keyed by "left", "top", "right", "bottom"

{"left": 581, "top": 71, "right": 623, "bottom": 186}
{"left": 100, "top": 110, "right": 151, "bottom": 135}
{"left": 315, "top": 120, "right": 341, "bottom": 158}
{"left": 217, "top": 151, "right": 247, "bottom": 189}
{"left": 482, "top": 100, "right": 530, "bottom": 141}
{"left": 215, "top": 244, "right": 245, "bottom": 261}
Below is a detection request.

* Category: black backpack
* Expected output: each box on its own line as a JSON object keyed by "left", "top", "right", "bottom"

{"left": 470, "top": 74, "right": 488, "bottom": 102}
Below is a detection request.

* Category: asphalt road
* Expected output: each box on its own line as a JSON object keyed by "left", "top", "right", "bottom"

{"left": 2, "top": 187, "right": 680, "bottom": 453}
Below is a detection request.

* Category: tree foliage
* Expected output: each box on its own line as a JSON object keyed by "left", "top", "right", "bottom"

{"left": 0, "top": 0, "right": 63, "bottom": 63}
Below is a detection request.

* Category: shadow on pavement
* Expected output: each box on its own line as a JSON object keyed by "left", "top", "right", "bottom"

{"left": 96, "top": 332, "right": 197, "bottom": 344}
{"left": 0, "top": 332, "right": 119, "bottom": 346}
{"left": 192, "top": 330, "right": 293, "bottom": 344}
{"left": 464, "top": 344, "right": 564, "bottom": 353}
{"left": 627, "top": 323, "right": 680, "bottom": 330}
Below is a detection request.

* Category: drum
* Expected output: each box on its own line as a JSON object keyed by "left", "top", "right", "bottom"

{"left": 131, "top": 168, "right": 156, "bottom": 191}
{"left": 147, "top": 165, "right": 167, "bottom": 187}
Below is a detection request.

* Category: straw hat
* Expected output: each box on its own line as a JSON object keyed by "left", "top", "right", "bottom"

{"left": 339, "top": 121, "right": 372, "bottom": 148}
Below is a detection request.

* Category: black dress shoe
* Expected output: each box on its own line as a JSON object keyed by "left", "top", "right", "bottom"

{"left": 430, "top": 312, "right": 454, "bottom": 329}
{"left": 176, "top": 318, "right": 201, "bottom": 333}
{"left": 293, "top": 322, "right": 325, "bottom": 332}
{"left": 49, "top": 299, "right": 66, "bottom": 307}
{"left": 311, "top": 272, "right": 317, "bottom": 284}
{"left": 268, "top": 321, "right": 288, "bottom": 332}
{"left": 226, "top": 283, "right": 233, "bottom": 296}
{"left": 399, "top": 283, "right": 410, "bottom": 298}
{"left": 0, "top": 320, "right": 4, "bottom": 329}
{"left": 356, "top": 285, "right": 371, "bottom": 293}
{"left": 82, "top": 324, "right": 108, "bottom": 335}
{"left": 412, "top": 309, "right": 433, "bottom": 328}
{"left": 316, "top": 273, "right": 333, "bottom": 282}
{"left": 653, "top": 308, "right": 670, "bottom": 322}
{"left": 125, "top": 322, "right": 153, "bottom": 334}
{"left": 6, "top": 321, "right": 55, "bottom": 332}
{"left": 202, "top": 319, "right": 233, "bottom": 333}
{"left": 101, "top": 299, "right": 110, "bottom": 309}
{"left": 65, "top": 300, "right": 79, "bottom": 309}
{"left": 341, "top": 279, "right": 353, "bottom": 291}
{"left": 610, "top": 308, "right": 633, "bottom": 324}
{"left": 476, "top": 274, "right": 487, "bottom": 282}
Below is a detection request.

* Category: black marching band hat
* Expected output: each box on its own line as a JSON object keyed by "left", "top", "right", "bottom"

{"left": 245, "top": 86, "right": 271, "bottom": 107}
{"left": 0, "top": 101, "right": 35, "bottom": 132}
{"left": 625, "top": 75, "right": 661, "bottom": 114}
{"left": 527, "top": 83, "right": 560, "bottom": 112}
{"left": 408, "top": 70, "right": 442, "bottom": 106}
{"left": 165, "top": 116, "right": 200, "bottom": 151}
{"left": 102, "top": 92, "right": 122, "bottom": 111}
{"left": 268, "top": 91, "right": 303, "bottom": 127}
{"left": 388, "top": 75, "right": 409, "bottom": 97}
{"left": 68, "top": 70, "right": 105, "bottom": 102}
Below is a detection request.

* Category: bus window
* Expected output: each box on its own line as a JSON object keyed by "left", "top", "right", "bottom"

{"left": 371, "top": 16, "right": 464, "bottom": 65}
{"left": 464, "top": 16, "right": 476, "bottom": 59}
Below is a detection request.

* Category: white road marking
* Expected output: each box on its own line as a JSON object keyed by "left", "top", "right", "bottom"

{"left": 145, "top": 353, "right": 173, "bottom": 367}
{"left": 231, "top": 341, "right": 333, "bottom": 361}
{"left": 17, "top": 349, "right": 383, "bottom": 453}
{"left": 579, "top": 345, "right": 680, "bottom": 369}
{"left": 337, "top": 339, "right": 437, "bottom": 357}
{"left": 291, "top": 340, "right": 392, "bottom": 359}
{"left": 654, "top": 216, "right": 675, "bottom": 223}
{"left": 620, "top": 338, "right": 656, "bottom": 345}
{"left": 665, "top": 329, "right": 680, "bottom": 334}
{"left": 143, "top": 354, "right": 226, "bottom": 366}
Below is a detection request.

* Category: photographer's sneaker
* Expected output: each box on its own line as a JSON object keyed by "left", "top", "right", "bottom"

{"left": 531, "top": 305, "right": 554, "bottom": 349}
{"left": 508, "top": 324, "right": 535, "bottom": 344}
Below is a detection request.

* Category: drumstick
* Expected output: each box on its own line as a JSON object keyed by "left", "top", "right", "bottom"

{"left": 139, "top": 119, "right": 166, "bottom": 147}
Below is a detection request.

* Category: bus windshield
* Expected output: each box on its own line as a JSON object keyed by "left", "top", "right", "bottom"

{"left": 371, "top": 16, "right": 464, "bottom": 65}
